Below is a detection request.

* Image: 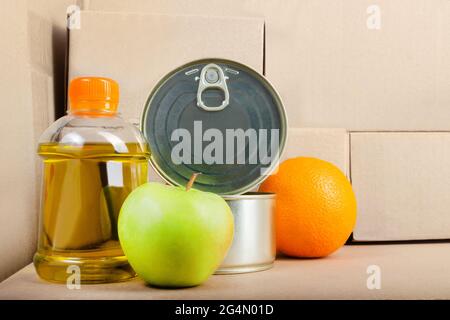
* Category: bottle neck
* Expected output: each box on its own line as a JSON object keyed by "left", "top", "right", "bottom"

{"left": 68, "top": 101, "right": 118, "bottom": 116}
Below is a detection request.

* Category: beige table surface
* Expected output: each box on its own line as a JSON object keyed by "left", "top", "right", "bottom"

{"left": 1, "top": 243, "right": 450, "bottom": 300}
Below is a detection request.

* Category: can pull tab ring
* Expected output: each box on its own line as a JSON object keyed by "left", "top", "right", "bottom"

{"left": 197, "top": 64, "right": 230, "bottom": 112}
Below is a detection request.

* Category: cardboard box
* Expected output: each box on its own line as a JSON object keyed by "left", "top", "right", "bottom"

{"left": 83, "top": 0, "right": 450, "bottom": 131}
{"left": 28, "top": 0, "right": 75, "bottom": 119}
{"left": 281, "top": 128, "right": 349, "bottom": 176}
{"left": 0, "top": 0, "right": 73, "bottom": 281}
{"left": 68, "top": 11, "right": 264, "bottom": 124}
{"left": 0, "top": 0, "right": 36, "bottom": 282}
{"left": 351, "top": 132, "right": 450, "bottom": 241}
{"left": 265, "top": 0, "right": 450, "bottom": 131}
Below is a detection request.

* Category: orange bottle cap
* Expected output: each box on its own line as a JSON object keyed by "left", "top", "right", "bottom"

{"left": 69, "top": 77, "right": 119, "bottom": 115}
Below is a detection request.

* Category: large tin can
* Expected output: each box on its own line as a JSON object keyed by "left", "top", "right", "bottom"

{"left": 141, "top": 58, "right": 287, "bottom": 195}
{"left": 216, "top": 192, "right": 276, "bottom": 274}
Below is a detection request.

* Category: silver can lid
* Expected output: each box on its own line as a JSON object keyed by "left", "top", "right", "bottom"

{"left": 141, "top": 59, "right": 287, "bottom": 195}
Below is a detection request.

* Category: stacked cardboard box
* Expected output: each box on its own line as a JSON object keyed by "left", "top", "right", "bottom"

{"left": 81, "top": 0, "right": 450, "bottom": 241}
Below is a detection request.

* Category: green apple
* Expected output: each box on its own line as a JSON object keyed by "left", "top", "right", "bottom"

{"left": 118, "top": 174, "right": 234, "bottom": 288}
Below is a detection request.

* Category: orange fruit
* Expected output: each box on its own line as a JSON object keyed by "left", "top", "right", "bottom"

{"left": 260, "top": 157, "right": 357, "bottom": 258}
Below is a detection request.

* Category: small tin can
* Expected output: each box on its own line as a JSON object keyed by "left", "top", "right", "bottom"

{"left": 215, "top": 192, "right": 276, "bottom": 274}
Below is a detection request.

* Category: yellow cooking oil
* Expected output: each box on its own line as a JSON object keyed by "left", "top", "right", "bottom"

{"left": 34, "top": 142, "right": 149, "bottom": 284}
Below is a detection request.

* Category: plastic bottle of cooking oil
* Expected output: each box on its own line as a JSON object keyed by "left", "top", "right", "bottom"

{"left": 34, "top": 77, "right": 150, "bottom": 284}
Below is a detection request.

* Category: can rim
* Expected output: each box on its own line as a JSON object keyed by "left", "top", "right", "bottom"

{"left": 141, "top": 58, "right": 288, "bottom": 195}
{"left": 222, "top": 192, "right": 276, "bottom": 200}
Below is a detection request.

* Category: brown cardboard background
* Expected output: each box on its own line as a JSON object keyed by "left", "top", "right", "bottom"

{"left": 78, "top": 0, "right": 450, "bottom": 243}
{"left": 82, "top": 0, "right": 450, "bottom": 131}
{"left": 1, "top": 0, "right": 450, "bottom": 284}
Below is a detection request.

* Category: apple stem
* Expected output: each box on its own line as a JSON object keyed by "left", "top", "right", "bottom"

{"left": 186, "top": 172, "right": 201, "bottom": 191}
